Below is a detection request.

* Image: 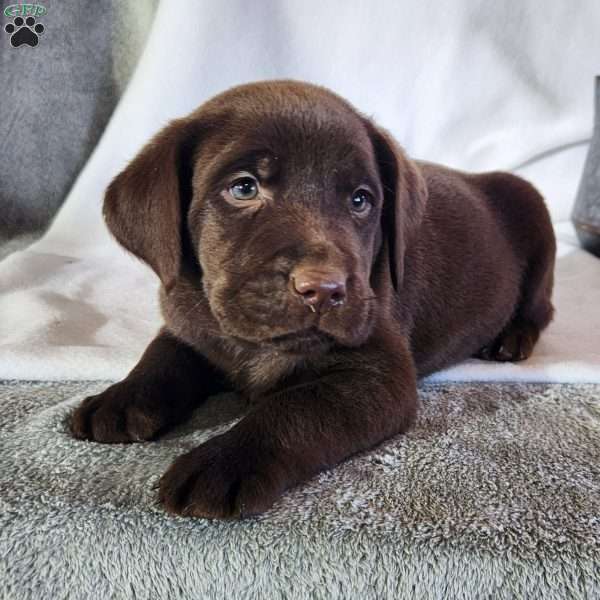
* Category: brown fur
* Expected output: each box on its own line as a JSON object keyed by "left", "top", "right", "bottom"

{"left": 70, "top": 81, "right": 556, "bottom": 519}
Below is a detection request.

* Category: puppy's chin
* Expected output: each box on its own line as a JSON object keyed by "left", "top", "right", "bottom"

{"left": 261, "top": 328, "right": 336, "bottom": 355}
{"left": 210, "top": 296, "right": 375, "bottom": 354}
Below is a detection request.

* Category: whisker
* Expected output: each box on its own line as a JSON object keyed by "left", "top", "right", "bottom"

{"left": 175, "top": 296, "right": 207, "bottom": 324}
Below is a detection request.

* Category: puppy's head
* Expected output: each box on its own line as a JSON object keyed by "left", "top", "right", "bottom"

{"left": 104, "top": 81, "right": 427, "bottom": 354}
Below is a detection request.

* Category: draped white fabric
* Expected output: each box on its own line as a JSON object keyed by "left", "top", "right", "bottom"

{"left": 1, "top": 0, "right": 599, "bottom": 381}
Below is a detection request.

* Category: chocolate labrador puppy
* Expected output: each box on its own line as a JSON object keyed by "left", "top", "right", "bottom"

{"left": 70, "top": 80, "right": 555, "bottom": 519}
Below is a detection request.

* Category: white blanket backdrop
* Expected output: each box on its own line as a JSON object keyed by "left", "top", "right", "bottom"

{"left": 1, "top": 0, "right": 599, "bottom": 382}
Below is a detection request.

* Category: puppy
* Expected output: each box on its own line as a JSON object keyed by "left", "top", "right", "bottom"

{"left": 70, "top": 80, "right": 556, "bottom": 519}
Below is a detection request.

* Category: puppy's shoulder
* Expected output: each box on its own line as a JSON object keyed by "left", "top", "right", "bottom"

{"left": 415, "top": 161, "right": 490, "bottom": 219}
{"left": 415, "top": 161, "right": 487, "bottom": 206}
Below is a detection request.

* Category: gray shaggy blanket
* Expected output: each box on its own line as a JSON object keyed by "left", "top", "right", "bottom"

{"left": 1, "top": 381, "right": 599, "bottom": 599}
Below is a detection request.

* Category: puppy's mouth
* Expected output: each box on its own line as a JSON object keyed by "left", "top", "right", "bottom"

{"left": 263, "top": 327, "right": 335, "bottom": 354}
{"left": 208, "top": 275, "right": 376, "bottom": 351}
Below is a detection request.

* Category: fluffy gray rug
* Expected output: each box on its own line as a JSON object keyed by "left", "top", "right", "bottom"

{"left": 1, "top": 380, "right": 599, "bottom": 599}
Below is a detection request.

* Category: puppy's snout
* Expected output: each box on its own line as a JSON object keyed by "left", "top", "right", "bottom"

{"left": 291, "top": 268, "right": 347, "bottom": 312}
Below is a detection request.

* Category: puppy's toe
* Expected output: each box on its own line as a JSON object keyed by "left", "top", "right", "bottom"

{"left": 474, "top": 344, "right": 495, "bottom": 361}
{"left": 70, "top": 393, "right": 103, "bottom": 440}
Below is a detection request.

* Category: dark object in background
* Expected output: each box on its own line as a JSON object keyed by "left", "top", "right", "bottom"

{"left": 572, "top": 76, "right": 600, "bottom": 257}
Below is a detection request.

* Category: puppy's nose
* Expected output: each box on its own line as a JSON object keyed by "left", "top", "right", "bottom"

{"left": 291, "top": 268, "right": 347, "bottom": 312}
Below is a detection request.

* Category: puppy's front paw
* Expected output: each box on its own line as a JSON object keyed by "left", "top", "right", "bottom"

{"left": 70, "top": 379, "right": 191, "bottom": 443}
{"left": 158, "top": 430, "right": 287, "bottom": 519}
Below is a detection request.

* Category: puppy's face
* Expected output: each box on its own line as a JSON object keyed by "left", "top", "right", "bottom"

{"left": 104, "top": 81, "right": 427, "bottom": 355}
{"left": 188, "top": 97, "right": 384, "bottom": 352}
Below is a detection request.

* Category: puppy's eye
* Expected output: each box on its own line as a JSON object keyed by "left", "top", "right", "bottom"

{"left": 350, "top": 189, "right": 373, "bottom": 215}
{"left": 229, "top": 177, "right": 259, "bottom": 201}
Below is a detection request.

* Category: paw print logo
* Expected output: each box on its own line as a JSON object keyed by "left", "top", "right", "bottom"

{"left": 4, "top": 16, "right": 44, "bottom": 47}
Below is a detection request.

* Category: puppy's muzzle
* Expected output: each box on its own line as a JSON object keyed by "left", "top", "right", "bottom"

{"left": 290, "top": 267, "right": 347, "bottom": 313}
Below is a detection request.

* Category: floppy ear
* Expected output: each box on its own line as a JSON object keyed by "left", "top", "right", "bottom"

{"left": 103, "top": 118, "right": 201, "bottom": 291}
{"left": 365, "top": 122, "right": 428, "bottom": 291}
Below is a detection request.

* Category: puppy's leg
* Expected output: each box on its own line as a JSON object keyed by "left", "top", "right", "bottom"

{"left": 70, "top": 328, "right": 229, "bottom": 443}
{"left": 477, "top": 237, "right": 555, "bottom": 362}
{"left": 158, "top": 333, "right": 417, "bottom": 519}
